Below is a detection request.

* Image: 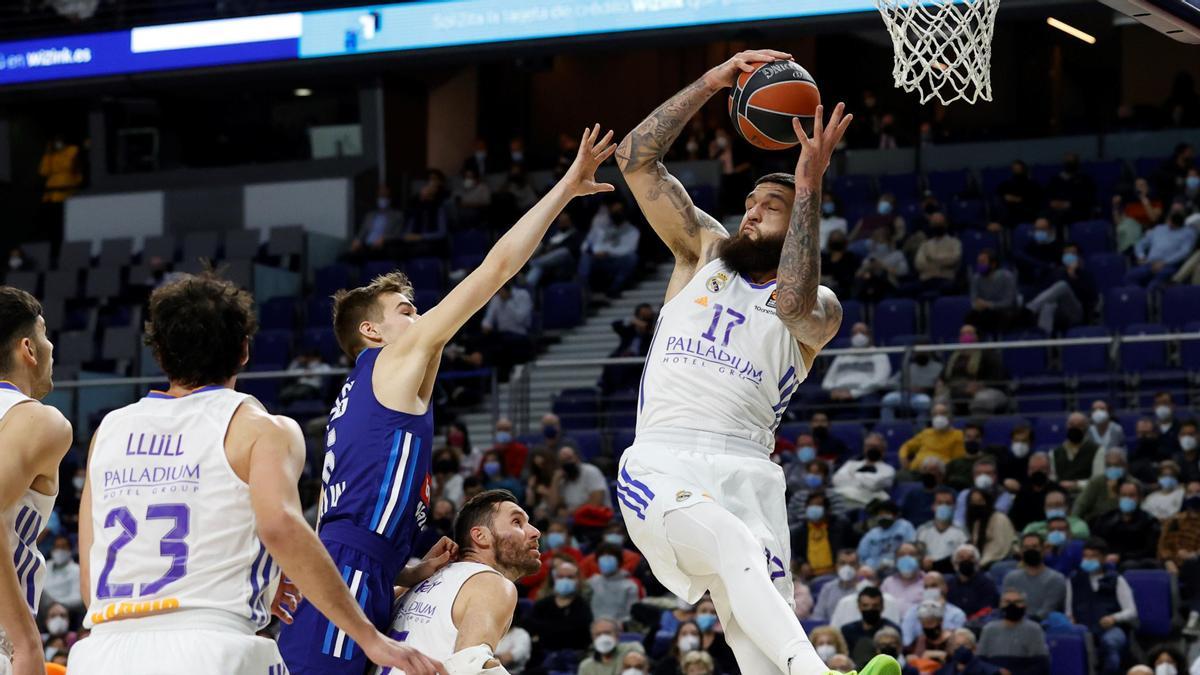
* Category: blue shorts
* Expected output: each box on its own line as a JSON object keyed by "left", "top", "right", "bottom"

{"left": 278, "top": 524, "right": 403, "bottom": 675}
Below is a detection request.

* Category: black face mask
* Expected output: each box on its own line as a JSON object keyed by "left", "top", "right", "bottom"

{"left": 879, "top": 645, "right": 899, "bottom": 658}
{"left": 563, "top": 462, "right": 581, "bottom": 480}
{"left": 957, "top": 561, "right": 976, "bottom": 578}
{"left": 953, "top": 647, "right": 973, "bottom": 663}
{"left": 1002, "top": 604, "right": 1026, "bottom": 622}
{"left": 964, "top": 441, "right": 981, "bottom": 455}
{"left": 1030, "top": 471, "right": 1048, "bottom": 487}
{"left": 914, "top": 354, "right": 930, "bottom": 366}
{"left": 1066, "top": 428, "right": 1085, "bottom": 444}
{"left": 1138, "top": 438, "right": 1160, "bottom": 455}
{"left": 930, "top": 226, "right": 947, "bottom": 237}
{"left": 866, "top": 448, "right": 883, "bottom": 463}
{"left": 861, "top": 609, "right": 882, "bottom": 625}
{"left": 829, "top": 239, "right": 848, "bottom": 252}
{"left": 812, "top": 426, "right": 830, "bottom": 441}
{"left": 877, "top": 517, "right": 895, "bottom": 530}
{"left": 1022, "top": 549, "right": 1043, "bottom": 567}
{"left": 434, "top": 460, "right": 459, "bottom": 475}
{"left": 921, "top": 473, "right": 937, "bottom": 489}
{"left": 923, "top": 626, "right": 942, "bottom": 640}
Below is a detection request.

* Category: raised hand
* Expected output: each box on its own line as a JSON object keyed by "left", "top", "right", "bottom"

{"left": 271, "top": 575, "right": 302, "bottom": 624}
{"left": 703, "top": 49, "right": 794, "bottom": 90}
{"left": 791, "top": 103, "right": 853, "bottom": 190}
{"left": 562, "top": 124, "right": 617, "bottom": 197}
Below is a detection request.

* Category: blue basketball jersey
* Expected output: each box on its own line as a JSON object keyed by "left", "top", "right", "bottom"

{"left": 317, "top": 347, "right": 433, "bottom": 560}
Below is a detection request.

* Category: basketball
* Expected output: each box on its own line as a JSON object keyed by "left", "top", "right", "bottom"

{"left": 728, "top": 60, "right": 821, "bottom": 150}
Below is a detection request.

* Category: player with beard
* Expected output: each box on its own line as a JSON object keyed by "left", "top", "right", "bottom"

{"left": 373, "top": 490, "right": 541, "bottom": 675}
{"left": 615, "top": 50, "right": 896, "bottom": 675}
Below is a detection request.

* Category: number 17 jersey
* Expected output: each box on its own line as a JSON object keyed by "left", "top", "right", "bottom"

{"left": 637, "top": 258, "right": 808, "bottom": 450}
{"left": 84, "top": 387, "right": 279, "bottom": 630}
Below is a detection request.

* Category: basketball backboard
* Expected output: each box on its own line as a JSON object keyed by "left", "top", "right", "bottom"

{"left": 1097, "top": 0, "right": 1200, "bottom": 42}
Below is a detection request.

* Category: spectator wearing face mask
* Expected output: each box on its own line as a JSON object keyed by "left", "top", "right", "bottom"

{"left": 850, "top": 193, "right": 906, "bottom": 251}
{"left": 521, "top": 522, "right": 584, "bottom": 598}
{"left": 489, "top": 417, "right": 530, "bottom": 480}
{"left": 997, "top": 161, "right": 1042, "bottom": 226}
{"left": 536, "top": 413, "right": 580, "bottom": 456}
{"left": 579, "top": 617, "right": 645, "bottom": 675}
{"left": 820, "top": 192, "right": 849, "bottom": 251}
{"left": 903, "top": 457, "right": 947, "bottom": 527}
{"left": 431, "top": 448, "right": 466, "bottom": 508}
{"left": 945, "top": 424, "right": 987, "bottom": 490}
{"left": 1003, "top": 533, "right": 1067, "bottom": 620}
{"left": 880, "top": 347, "right": 943, "bottom": 425}
{"left": 1067, "top": 540, "right": 1136, "bottom": 675}
{"left": 580, "top": 196, "right": 641, "bottom": 299}
{"left": 963, "top": 488, "right": 1017, "bottom": 568}
{"left": 791, "top": 492, "right": 855, "bottom": 579}
{"left": 910, "top": 212, "right": 962, "bottom": 297}
{"left": 555, "top": 446, "right": 610, "bottom": 514}
{"left": 881, "top": 542, "right": 927, "bottom": 616}
{"left": 1008, "top": 454, "right": 1065, "bottom": 532}
{"left": 901, "top": 573, "right": 966, "bottom": 648}
{"left": 1127, "top": 208, "right": 1198, "bottom": 291}
{"left": 1023, "top": 487, "right": 1090, "bottom": 540}
{"left": 822, "top": 229, "right": 862, "bottom": 296}
{"left": 587, "top": 543, "right": 642, "bottom": 624}
{"left": 1088, "top": 400, "right": 1127, "bottom": 451}
{"left": 688, "top": 598, "right": 736, "bottom": 674}
{"left": 809, "top": 625, "right": 850, "bottom": 666}
{"left": 853, "top": 224, "right": 910, "bottom": 302}
{"left": 1074, "top": 449, "right": 1141, "bottom": 524}
{"left": 819, "top": 323, "right": 891, "bottom": 408}
{"left": 1154, "top": 393, "right": 1183, "bottom": 452}
{"left": 934, "top": 628, "right": 1002, "bottom": 675}
{"left": 40, "top": 602, "right": 75, "bottom": 646}
{"left": 1093, "top": 482, "right": 1162, "bottom": 569}
{"left": 1045, "top": 153, "right": 1097, "bottom": 224}
{"left": 809, "top": 412, "right": 851, "bottom": 461}
{"left": 831, "top": 566, "right": 904, "bottom": 628}
{"left": 1143, "top": 461, "right": 1187, "bottom": 520}
{"left": 347, "top": 184, "right": 405, "bottom": 260}
{"left": 478, "top": 449, "right": 525, "bottom": 501}
{"left": 1014, "top": 217, "right": 1063, "bottom": 289}
{"left": 917, "top": 489, "right": 968, "bottom": 569}
{"left": 1146, "top": 646, "right": 1188, "bottom": 675}
{"left": 833, "top": 435, "right": 896, "bottom": 511}
{"left": 1049, "top": 411, "right": 1101, "bottom": 492}
{"left": 1025, "top": 241, "right": 1097, "bottom": 334}
{"left": 1040, "top": 517, "right": 1084, "bottom": 576}
{"left": 945, "top": 545, "right": 999, "bottom": 620}
{"left": 977, "top": 590, "right": 1050, "bottom": 662}
{"left": 580, "top": 526, "right": 643, "bottom": 579}
{"left": 869, "top": 626, "right": 904, "bottom": 670}
{"left": 858, "top": 500, "right": 917, "bottom": 571}
{"left": 41, "top": 536, "right": 82, "bottom": 612}
{"left": 953, "top": 457, "right": 1014, "bottom": 528}
{"left": 453, "top": 166, "right": 493, "bottom": 228}
{"left": 900, "top": 403, "right": 966, "bottom": 472}
{"left": 619, "top": 649, "right": 650, "bottom": 675}
{"left": 527, "top": 560, "right": 594, "bottom": 658}
{"left": 909, "top": 600, "right": 955, "bottom": 666}
{"left": 841, "top": 587, "right": 903, "bottom": 667}
{"left": 937, "top": 326, "right": 1009, "bottom": 416}
{"left": 1160, "top": 490, "right": 1200, "bottom": 636}
{"left": 812, "top": 550, "right": 864, "bottom": 622}
{"left": 679, "top": 650, "right": 716, "bottom": 675}
{"left": 1174, "top": 421, "right": 1200, "bottom": 484}
{"left": 965, "top": 250, "right": 1018, "bottom": 334}
{"left": 652, "top": 620, "right": 703, "bottom": 675}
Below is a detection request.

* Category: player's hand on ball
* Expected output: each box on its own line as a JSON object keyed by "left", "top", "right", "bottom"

{"left": 366, "top": 637, "right": 446, "bottom": 675}
{"left": 271, "top": 575, "right": 302, "bottom": 624}
{"left": 704, "top": 49, "right": 793, "bottom": 90}
{"left": 562, "top": 123, "right": 617, "bottom": 197}
{"left": 792, "top": 103, "right": 853, "bottom": 190}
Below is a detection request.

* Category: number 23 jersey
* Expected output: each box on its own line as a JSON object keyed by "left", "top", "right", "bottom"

{"left": 637, "top": 258, "right": 808, "bottom": 450}
{"left": 84, "top": 387, "right": 279, "bottom": 630}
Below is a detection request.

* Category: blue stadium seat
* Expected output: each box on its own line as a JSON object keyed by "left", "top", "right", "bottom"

{"left": 1034, "top": 416, "right": 1068, "bottom": 445}
{"left": 1062, "top": 326, "right": 1110, "bottom": 375}
{"left": 1014, "top": 379, "right": 1066, "bottom": 414}
{"left": 873, "top": 421, "right": 914, "bottom": 454}
{"left": 314, "top": 264, "right": 353, "bottom": 297}
{"left": 258, "top": 296, "right": 295, "bottom": 332}
{"left": 1134, "top": 157, "right": 1161, "bottom": 181}
{"left": 830, "top": 423, "right": 865, "bottom": 453}
{"left": 1162, "top": 286, "right": 1200, "bottom": 329}
{"left": 1103, "top": 286, "right": 1147, "bottom": 331}
{"left": 299, "top": 328, "right": 342, "bottom": 363}
{"left": 252, "top": 330, "right": 292, "bottom": 369}
{"left": 959, "top": 230, "right": 1002, "bottom": 268}
{"left": 874, "top": 299, "right": 918, "bottom": 345}
{"left": 305, "top": 296, "right": 334, "bottom": 328}
{"left": 1082, "top": 159, "right": 1125, "bottom": 198}
{"left": 777, "top": 422, "right": 808, "bottom": 444}
{"left": 926, "top": 169, "right": 971, "bottom": 200}
{"left": 832, "top": 174, "right": 874, "bottom": 205}
{"left": 404, "top": 257, "right": 446, "bottom": 293}
{"left": 837, "top": 300, "right": 864, "bottom": 339}
{"left": 611, "top": 430, "right": 636, "bottom": 458}
{"left": 1047, "top": 630, "right": 1087, "bottom": 675}
{"left": 362, "top": 260, "right": 396, "bottom": 281}
{"left": 983, "top": 416, "right": 1028, "bottom": 446}
{"left": 989, "top": 559, "right": 1017, "bottom": 587}
{"left": 890, "top": 481, "right": 922, "bottom": 505}
{"left": 572, "top": 429, "right": 604, "bottom": 461}
{"left": 1121, "top": 323, "right": 1167, "bottom": 373}
{"left": 878, "top": 173, "right": 920, "bottom": 203}
{"left": 238, "top": 365, "right": 281, "bottom": 409}
{"left": 979, "top": 166, "right": 1011, "bottom": 202}
{"left": 1086, "top": 254, "right": 1127, "bottom": 294}
{"left": 451, "top": 228, "right": 491, "bottom": 258}
{"left": 1031, "top": 163, "right": 1062, "bottom": 185}
{"left": 948, "top": 199, "right": 986, "bottom": 228}
{"left": 1012, "top": 222, "right": 1036, "bottom": 253}
{"left": 687, "top": 185, "right": 717, "bottom": 214}
{"left": 1068, "top": 220, "right": 1113, "bottom": 257}
{"left": 1125, "top": 569, "right": 1173, "bottom": 637}
{"left": 543, "top": 282, "right": 583, "bottom": 330}
{"left": 930, "top": 296, "right": 972, "bottom": 343}
{"left": 1002, "top": 332, "right": 1051, "bottom": 377}
{"left": 413, "top": 289, "right": 442, "bottom": 312}
{"left": 552, "top": 388, "right": 599, "bottom": 430}
{"left": 618, "top": 632, "right": 642, "bottom": 644}
{"left": 800, "top": 619, "right": 828, "bottom": 635}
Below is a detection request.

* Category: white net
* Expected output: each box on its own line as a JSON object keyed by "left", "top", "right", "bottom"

{"left": 876, "top": 0, "right": 1000, "bottom": 105}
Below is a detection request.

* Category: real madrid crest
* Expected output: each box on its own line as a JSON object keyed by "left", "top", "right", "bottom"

{"left": 676, "top": 490, "right": 692, "bottom": 502}
{"left": 706, "top": 272, "right": 729, "bottom": 293}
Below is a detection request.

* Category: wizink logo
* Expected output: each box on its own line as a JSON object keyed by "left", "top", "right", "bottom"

{"left": 661, "top": 335, "right": 764, "bottom": 384}
{"left": 0, "top": 47, "right": 92, "bottom": 71}
{"left": 631, "top": 0, "right": 684, "bottom": 10}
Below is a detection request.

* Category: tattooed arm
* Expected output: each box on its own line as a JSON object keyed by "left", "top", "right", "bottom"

{"left": 617, "top": 49, "right": 790, "bottom": 298}
{"left": 776, "top": 105, "right": 853, "bottom": 354}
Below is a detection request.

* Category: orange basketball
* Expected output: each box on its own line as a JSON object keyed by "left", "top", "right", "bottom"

{"left": 727, "top": 60, "right": 821, "bottom": 150}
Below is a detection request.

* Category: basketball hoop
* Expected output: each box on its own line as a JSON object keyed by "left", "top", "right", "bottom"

{"left": 876, "top": 0, "right": 1000, "bottom": 105}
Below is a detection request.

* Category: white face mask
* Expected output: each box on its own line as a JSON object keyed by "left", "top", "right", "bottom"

{"left": 715, "top": 136, "right": 729, "bottom": 150}
{"left": 622, "top": 669, "right": 645, "bottom": 675}
{"left": 1181, "top": 436, "right": 1198, "bottom": 452}
{"left": 932, "top": 415, "right": 950, "bottom": 431}
{"left": 686, "top": 141, "right": 700, "bottom": 154}
{"left": 1010, "top": 442, "right": 1030, "bottom": 458}
{"left": 8, "top": 256, "right": 21, "bottom": 270}
{"left": 1091, "top": 409, "right": 1109, "bottom": 425}
{"left": 923, "top": 588, "right": 943, "bottom": 602}
{"left": 46, "top": 616, "right": 69, "bottom": 636}
{"left": 850, "top": 333, "right": 870, "bottom": 348}
{"left": 974, "top": 473, "right": 995, "bottom": 491}
{"left": 678, "top": 635, "right": 701, "bottom": 653}
{"left": 816, "top": 644, "right": 838, "bottom": 662}
{"left": 1156, "top": 405, "right": 1173, "bottom": 422}
{"left": 51, "top": 549, "right": 71, "bottom": 565}
{"left": 837, "top": 564, "right": 857, "bottom": 582}
{"left": 72, "top": 476, "right": 85, "bottom": 492}
{"left": 462, "top": 178, "right": 477, "bottom": 189}
{"left": 593, "top": 634, "right": 617, "bottom": 655}
{"left": 1155, "top": 664, "right": 1177, "bottom": 675}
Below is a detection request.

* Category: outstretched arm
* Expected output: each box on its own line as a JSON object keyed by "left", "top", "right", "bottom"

{"left": 399, "top": 125, "right": 615, "bottom": 356}
{"left": 617, "top": 50, "right": 789, "bottom": 283}
{"left": 775, "top": 105, "right": 853, "bottom": 354}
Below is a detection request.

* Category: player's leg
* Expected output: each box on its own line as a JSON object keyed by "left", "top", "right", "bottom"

{"left": 706, "top": 575, "right": 788, "bottom": 674}
{"left": 662, "top": 502, "right": 826, "bottom": 675}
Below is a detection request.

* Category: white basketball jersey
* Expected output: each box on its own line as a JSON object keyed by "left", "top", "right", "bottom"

{"left": 0, "top": 385, "right": 55, "bottom": 660}
{"left": 84, "top": 386, "right": 279, "bottom": 631}
{"left": 638, "top": 259, "right": 808, "bottom": 450}
{"left": 377, "top": 561, "right": 501, "bottom": 672}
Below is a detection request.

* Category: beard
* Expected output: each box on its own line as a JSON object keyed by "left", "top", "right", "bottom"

{"left": 717, "top": 228, "right": 786, "bottom": 277}
{"left": 493, "top": 529, "right": 542, "bottom": 579}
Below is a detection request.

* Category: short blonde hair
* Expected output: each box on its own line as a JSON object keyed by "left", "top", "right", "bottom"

{"left": 809, "top": 626, "right": 849, "bottom": 655}
{"left": 680, "top": 651, "right": 714, "bottom": 674}
{"left": 331, "top": 271, "right": 414, "bottom": 359}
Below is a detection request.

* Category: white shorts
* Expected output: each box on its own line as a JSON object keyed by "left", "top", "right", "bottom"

{"left": 68, "top": 611, "right": 287, "bottom": 675}
{"left": 616, "top": 429, "right": 794, "bottom": 607}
